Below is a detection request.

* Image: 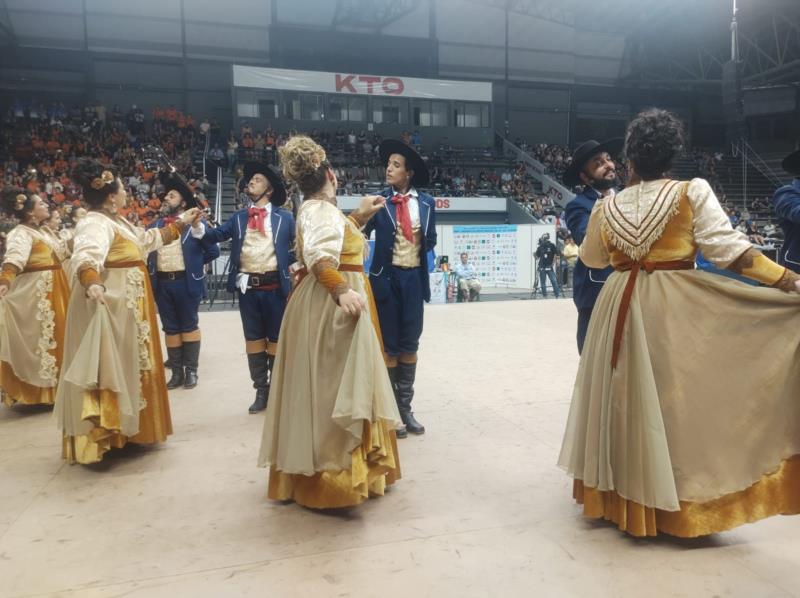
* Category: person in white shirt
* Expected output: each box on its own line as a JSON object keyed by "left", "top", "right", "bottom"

{"left": 454, "top": 252, "right": 481, "bottom": 301}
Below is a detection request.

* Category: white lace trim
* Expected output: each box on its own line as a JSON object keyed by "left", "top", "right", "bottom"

{"left": 34, "top": 271, "right": 58, "bottom": 383}
{"left": 125, "top": 268, "right": 150, "bottom": 410}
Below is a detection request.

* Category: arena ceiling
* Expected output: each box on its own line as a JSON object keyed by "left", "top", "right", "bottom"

{"left": 0, "top": 0, "right": 797, "bottom": 88}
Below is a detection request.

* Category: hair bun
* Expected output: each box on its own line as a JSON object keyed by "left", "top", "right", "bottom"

{"left": 73, "top": 158, "right": 116, "bottom": 192}
{"left": 0, "top": 186, "right": 30, "bottom": 217}
{"left": 279, "top": 135, "right": 327, "bottom": 185}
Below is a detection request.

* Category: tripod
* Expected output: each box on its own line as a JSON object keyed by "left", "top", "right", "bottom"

{"left": 529, "top": 256, "right": 540, "bottom": 299}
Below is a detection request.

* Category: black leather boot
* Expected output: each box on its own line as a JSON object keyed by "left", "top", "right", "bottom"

{"left": 387, "top": 366, "right": 407, "bottom": 439}
{"left": 165, "top": 345, "right": 184, "bottom": 390}
{"left": 247, "top": 352, "right": 270, "bottom": 414}
{"left": 182, "top": 340, "right": 200, "bottom": 389}
{"left": 396, "top": 361, "right": 424, "bottom": 435}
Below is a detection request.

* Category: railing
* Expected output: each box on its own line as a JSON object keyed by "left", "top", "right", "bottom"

{"left": 497, "top": 133, "right": 575, "bottom": 209}
{"left": 201, "top": 130, "right": 211, "bottom": 181}
{"left": 732, "top": 139, "right": 786, "bottom": 189}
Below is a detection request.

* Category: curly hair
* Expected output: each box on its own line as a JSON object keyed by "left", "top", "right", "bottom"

{"left": 279, "top": 135, "right": 330, "bottom": 197}
{"left": 624, "top": 108, "right": 685, "bottom": 180}
{"left": 0, "top": 186, "right": 36, "bottom": 220}
{"left": 73, "top": 158, "right": 121, "bottom": 208}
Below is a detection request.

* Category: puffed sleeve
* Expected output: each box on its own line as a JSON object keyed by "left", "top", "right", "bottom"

{"left": 578, "top": 201, "right": 611, "bottom": 269}
{"left": 2, "top": 226, "right": 33, "bottom": 271}
{"left": 298, "top": 200, "right": 348, "bottom": 302}
{"left": 299, "top": 200, "right": 345, "bottom": 269}
{"left": 71, "top": 215, "right": 114, "bottom": 288}
{"left": 133, "top": 222, "right": 183, "bottom": 255}
{"left": 688, "top": 178, "right": 788, "bottom": 287}
{"left": 688, "top": 178, "right": 753, "bottom": 268}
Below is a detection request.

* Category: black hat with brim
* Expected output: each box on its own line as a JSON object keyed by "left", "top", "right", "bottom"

{"left": 379, "top": 139, "right": 429, "bottom": 187}
{"left": 159, "top": 171, "right": 197, "bottom": 209}
{"left": 562, "top": 138, "right": 624, "bottom": 188}
{"left": 242, "top": 161, "right": 286, "bottom": 207}
{"left": 782, "top": 149, "right": 800, "bottom": 177}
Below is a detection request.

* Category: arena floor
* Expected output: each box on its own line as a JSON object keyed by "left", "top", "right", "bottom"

{"left": 2, "top": 301, "right": 799, "bottom": 598}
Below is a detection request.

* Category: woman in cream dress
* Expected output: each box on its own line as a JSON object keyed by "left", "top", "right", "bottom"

{"left": 559, "top": 109, "right": 800, "bottom": 537}
{"left": 258, "top": 136, "right": 402, "bottom": 508}
{"left": 54, "top": 160, "right": 199, "bottom": 464}
{"left": 0, "top": 188, "right": 70, "bottom": 407}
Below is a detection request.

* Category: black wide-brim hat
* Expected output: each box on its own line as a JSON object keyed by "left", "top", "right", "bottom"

{"left": 242, "top": 161, "right": 286, "bottom": 207}
{"left": 159, "top": 171, "right": 198, "bottom": 209}
{"left": 379, "top": 139, "right": 429, "bottom": 187}
{"left": 782, "top": 149, "right": 800, "bottom": 177}
{"left": 562, "top": 138, "right": 624, "bottom": 188}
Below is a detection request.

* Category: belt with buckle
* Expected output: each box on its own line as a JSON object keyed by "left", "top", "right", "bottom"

{"left": 245, "top": 271, "right": 279, "bottom": 288}
{"left": 157, "top": 270, "right": 186, "bottom": 280}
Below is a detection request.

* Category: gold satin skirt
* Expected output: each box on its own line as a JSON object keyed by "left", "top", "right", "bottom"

{"left": 573, "top": 455, "right": 800, "bottom": 537}
{"left": 268, "top": 420, "right": 401, "bottom": 509}
{"left": 62, "top": 267, "right": 172, "bottom": 464}
{"left": 0, "top": 268, "right": 69, "bottom": 407}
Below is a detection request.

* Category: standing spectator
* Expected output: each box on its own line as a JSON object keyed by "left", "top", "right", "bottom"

{"left": 535, "top": 232, "right": 561, "bottom": 298}
{"left": 562, "top": 237, "right": 579, "bottom": 288}
{"left": 226, "top": 134, "right": 239, "bottom": 172}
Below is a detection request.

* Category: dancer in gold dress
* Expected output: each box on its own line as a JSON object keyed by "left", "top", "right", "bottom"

{"left": 54, "top": 160, "right": 199, "bottom": 464}
{"left": 559, "top": 109, "right": 800, "bottom": 537}
{"left": 0, "top": 188, "right": 70, "bottom": 407}
{"left": 258, "top": 136, "right": 402, "bottom": 508}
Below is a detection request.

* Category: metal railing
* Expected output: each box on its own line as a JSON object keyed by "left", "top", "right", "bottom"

{"left": 497, "top": 134, "right": 575, "bottom": 209}
{"left": 732, "top": 139, "right": 786, "bottom": 188}
{"left": 201, "top": 130, "right": 211, "bottom": 181}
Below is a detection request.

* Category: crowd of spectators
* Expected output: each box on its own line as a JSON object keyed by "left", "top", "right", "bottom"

{"left": 221, "top": 123, "right": 567, "bottom": 220}
{"left": 1, "top": 98, "right": 209, "bottom": 253}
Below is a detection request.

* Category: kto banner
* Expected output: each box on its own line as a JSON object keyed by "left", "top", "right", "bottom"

{"left": 233, "top": 65, "right": 492, "bottom": 102}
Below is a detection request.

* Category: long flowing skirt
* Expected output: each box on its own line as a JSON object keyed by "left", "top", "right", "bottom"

{"left": 54, "top": 266, "right": 172, "bottom": 464}
{"left": 559, "top": 269, "right": 800, "bottom": 537}
{"left": 0, "top": 269, "right": 69, "bottom": 406}
{"left": 258, "top": 271, "right": 402, "bottom": 508}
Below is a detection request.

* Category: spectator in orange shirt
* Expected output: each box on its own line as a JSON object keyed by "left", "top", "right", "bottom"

{"left": 46, "top": 139, "right": 60, "bottom": 155}
{"left": 153, "top": 105, "right": 164, "bottom": 122}
{"left": 53, "top": 185, "right": 66, "bottom": 204}
{"left": 147, "top": 193, "right": 161, "bottom": 211}
{"left": 166, "top": 105, "right": 178, "bottom": 122}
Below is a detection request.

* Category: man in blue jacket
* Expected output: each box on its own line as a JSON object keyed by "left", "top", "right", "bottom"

{"left": 363, "top": 140, "right": 436, "bottom": 438}
{"left": 563, "top": 138, "right": 622, "bottom": 353}
{"left": 192, "top": 162, "right": 295, "bottom": 413}
{"left": 773, "top": 149, "right": 800, "bottom": 274}
{"left": 148, "top": 172, "right": 220, "bottom": 390}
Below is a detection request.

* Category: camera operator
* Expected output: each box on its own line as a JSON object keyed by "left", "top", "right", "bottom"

{"left": 535, "top": 232, "right": 561, "bottom": 298}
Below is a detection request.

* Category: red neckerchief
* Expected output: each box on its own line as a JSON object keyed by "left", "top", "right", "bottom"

{"left": 391, "top": 193, "right": 414, "bottom": 243}
{"left": 247, "top": 206, "right": 268, "bottom": 234}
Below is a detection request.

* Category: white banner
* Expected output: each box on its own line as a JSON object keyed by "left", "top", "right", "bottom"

{"left": 233, "top": 65, "right": 492, "bottom": 102}
{"left": 453, "top": 225, "right": 518, "bottom": 286}
{"left": 336, "top": 196, "right": 507, "bottom": 213}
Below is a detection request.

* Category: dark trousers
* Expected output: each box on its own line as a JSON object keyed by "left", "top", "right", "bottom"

{"left": 576, "top": 307, "right": 593, "bottom": 354}
{"left": 237, "top": 288, "right": 285, "bottom": 342}
{"left": 375, "top": 266, "right": 424, "bottom": 356}
{"left": 155, "top": 279, "right": 200, "bottom": 334}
